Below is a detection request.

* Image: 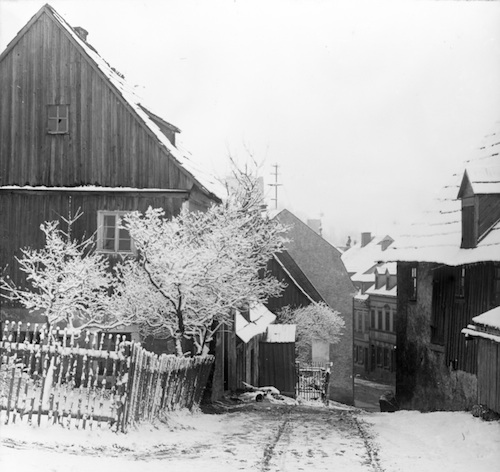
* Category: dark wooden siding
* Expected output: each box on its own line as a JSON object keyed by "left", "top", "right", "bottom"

{"left": 0, "top": 11, "right": 199, "bottom": 191}
{"left": 478, "top": 194, "right": 500, "bottom": 241}
{"left": 431, "top": 263, "right": 496, "bottom": 373}
{"left": 259, "top": 342, "right": 296, "bottom": 396}
{"left": 0, "top": 191, "right": 186, "bottom": 290}
{"left": 477, "top": 338, "right": 500, "bottom": 413}
{"left": 265, "top": 257, "right": 317, "bottom": 313}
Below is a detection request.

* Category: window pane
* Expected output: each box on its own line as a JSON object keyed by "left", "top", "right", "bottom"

{"left": 118, "top": 238, "right": 131, "bottom": 251}
{"left": 47, "top": 105, "right": 58, "bottom": 118}
{"left": 48, "top": 117, "right": 58, "bottom": 132}
{"left": 105, "top": 227, "right": 115, "bottom": 239}
{"left": 103, "top": 238, "right": 115, "bottom": 250}
{"left": 104, "top": 215, "right": 115, "bottom": 227}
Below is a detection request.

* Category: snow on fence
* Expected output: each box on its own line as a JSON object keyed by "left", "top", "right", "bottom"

{"left": 0, "top": 321, "right": 214, "bottom": 432}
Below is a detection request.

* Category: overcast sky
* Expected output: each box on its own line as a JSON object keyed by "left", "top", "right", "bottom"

{"left": 1, "top": 0, "right": 500, "bottom": 245}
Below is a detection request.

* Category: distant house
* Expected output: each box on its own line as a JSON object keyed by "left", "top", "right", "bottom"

{"left": 266, "top": 209, "right": 356, "bottom": 405}
{"left": 342, "top": 233, "right": 397, "bottom": 384}
{"left": 386, "top": 130, "right": 500, "bottom": 412}
{"left": 0, "top": 5, "right": 221, "bottom": 325}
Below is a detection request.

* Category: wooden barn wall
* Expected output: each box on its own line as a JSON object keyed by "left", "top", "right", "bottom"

{"left": 210, "top": 326, "right": 263, "bottom": 400}
{"left": 397, "top": 262, "right": 481, "bottom": 411}
{"left": 0, "top": 11, "right": 197, "bottom": 191}
{"left": 477, "top": 339, "right": 500, "bottom": 413}
{"left": 0, "top": 191, "right": 185, "bottom": 291}
{"left": 265, "top": 258, "right": 313, "bottom": 313}
{"left": 432, "top": 263, "right": 496, "bottom": 373}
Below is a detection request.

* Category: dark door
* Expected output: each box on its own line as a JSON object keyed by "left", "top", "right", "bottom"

{"left": 259, "top": 342, "right": 296, "bottom": 397}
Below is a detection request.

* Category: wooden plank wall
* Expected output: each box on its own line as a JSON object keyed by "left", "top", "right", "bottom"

{"left": 477, "top": 339, "right": 500, "bottom": 413}
{"left": 259, "top": 342, "right": 296, "bottom": 397}
{"left": 0, "top": 10, "right": 196, "bottom": 191}
{"left": 431, "top": 263, "right": 496, "bottom": 374}
{"left": 265, "top": 258, "right": 313, "bottom": 313}
{"left": 0, "top": 191, "right": 185, "bottom": 290}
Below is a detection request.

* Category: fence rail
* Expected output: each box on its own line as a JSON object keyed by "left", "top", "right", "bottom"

{"left": 0, "top": 321, "right": 214, "bottom": 432}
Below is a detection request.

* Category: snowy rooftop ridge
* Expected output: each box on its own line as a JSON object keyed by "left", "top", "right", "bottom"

{"left": 46, "top": 5, "right": 223, "bottom": 200}
{"left": 384, "top": 129, "right": 500, "bottom": 266}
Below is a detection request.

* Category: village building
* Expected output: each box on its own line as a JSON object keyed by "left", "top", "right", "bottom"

{"left": 0, "top": 4, "right": 221, "bottom": 327}
{"left": 386, "top": 130, "right": 500, "bottom": 412}
{"left": 342, "top": 234, "right": 397, "bottom": 384}
{"left": 266, "top": 209, "right": 356, "bottom": 405}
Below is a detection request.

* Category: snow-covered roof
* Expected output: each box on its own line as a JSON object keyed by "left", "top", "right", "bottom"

{"left": 365, "top": 284, "right": 397, "bottom": 298}
{"left": 341, "top": 235, "right": 394, "bottom": 275}
{"left": 266, "top": 324, "right": 296, "bottom": 343}
{"left": 384, "top": 129, "right": 500, "bottom": 266}
{"left": 472, "top": 306, "right": 500, "bottom": 331}
{"left": 464, "top": 165, "right": 500, "bottom": 195}
{"left": 351, "top": 272, "right": 376, "bottom": 284}
{"left": 41, "top": 5, "right": 223, "bottom": 200}
{"left": 235, "top": 304, "right": 276, "bottom": 343}
{"left": 375, "top": 262, "right": 397, "bottom": 276}
{"left": 0, "top": 185, "right": 190, "bottom": 194}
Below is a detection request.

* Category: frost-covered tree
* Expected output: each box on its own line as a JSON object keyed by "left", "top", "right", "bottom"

{"left": 113, "top": 168, "right": 288, "bottom": 356}
{"left": 276, "top": 302, "right": 345, "bottom": 363}
{"left": 0, "top": 212, "right": 116, "bottom": 330}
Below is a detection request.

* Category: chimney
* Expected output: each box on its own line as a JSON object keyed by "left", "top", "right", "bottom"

{"left": 74, "top": 26, "right": 88, "bottom": 42}
{"left": 361, "top": 232, "right": 372, "bottom": 248}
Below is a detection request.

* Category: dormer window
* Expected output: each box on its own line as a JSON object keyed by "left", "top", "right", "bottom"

{"left": 461, "top": 197, "right": 477, "bottom": 248}
{"left": 458, "top": 167, "right": 500, "bottom": 249}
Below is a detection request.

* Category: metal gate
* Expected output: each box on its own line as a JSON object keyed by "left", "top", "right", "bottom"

{"left": 296, "top": 362, "right": 330, "bottom": 402}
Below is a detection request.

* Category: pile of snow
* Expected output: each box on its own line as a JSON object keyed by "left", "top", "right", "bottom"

{"left": 364, "top": 410, "right": 500, "bottom": 472}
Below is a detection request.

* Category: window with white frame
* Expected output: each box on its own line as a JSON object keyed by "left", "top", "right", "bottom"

{"left": 47, "top": 104, "right": 69, "bottom": 134}
{"left": 97, "top": 211, "right": 133, "bottom": 254}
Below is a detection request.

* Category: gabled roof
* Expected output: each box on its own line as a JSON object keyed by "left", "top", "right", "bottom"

{"left": 384, "top": 128, "right": 500, "bottom": 266}
{"left": 341, "top": 234, "right": 394, "bottom": 276}
{"left": 458, "top": 166, "right": 500, "bottom": 198}
{"left": 0, "top": 4, "right": 222, "bottom": 200}
{"left": 271, "top": 209, "right": 356, "bottom": 314}
{"left": 273, "top": 251, "right": 324, "bottom": 304}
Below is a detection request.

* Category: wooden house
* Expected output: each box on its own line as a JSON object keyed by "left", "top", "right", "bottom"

{"left": 386, "top": 131, "right": 500, "bottom": 412}
{"left": 0, "top": 5, "right": 221, "bottom": 323}
{"left": 265, "top": 209, "right": 356, "bottom": 405}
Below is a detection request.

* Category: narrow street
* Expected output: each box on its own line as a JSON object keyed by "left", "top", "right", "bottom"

{"left": 0, "top": 403, "right": 383, "bottom": 472}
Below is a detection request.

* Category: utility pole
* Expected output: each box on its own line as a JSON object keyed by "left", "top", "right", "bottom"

{"left": 268, "top": 164, "right": 282, "bottom": 210}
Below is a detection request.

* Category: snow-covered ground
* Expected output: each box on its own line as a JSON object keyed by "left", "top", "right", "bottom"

{"left": 1, "top": 402, "right": 499, "bottom": 471}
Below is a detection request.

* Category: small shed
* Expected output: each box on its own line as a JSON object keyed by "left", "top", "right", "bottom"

{"left": 259, "top": 325, "right": 297, "bottom": 397}
{"left": 462, "top": 306, "right": 500, "bottom": 414}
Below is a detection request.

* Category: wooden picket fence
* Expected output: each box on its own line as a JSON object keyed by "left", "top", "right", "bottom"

{"left": 0, "top": 321, "right": 214, "bottom": 432}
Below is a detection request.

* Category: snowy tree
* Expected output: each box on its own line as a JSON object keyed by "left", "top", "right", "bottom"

{"left": 0, "top": 211, "right": 116, "bottom": 330}
{"left": 113, "top": 169, "right": 288, "bottom": 356}
{"left": 276, "top": 302, "right": 345, "bottom": 363}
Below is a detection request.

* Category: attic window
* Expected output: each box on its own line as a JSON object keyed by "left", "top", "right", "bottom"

{"left": 461, "top": 197, "right": 477, "bottom": 248}
{"left": 409, "top": 266, "right": 418, "bottom": 301}
{"left": 456, "top": 267, "right": 466, "bottom": 298}
{"left": 47, "top": 105, "right": 69, "bottom": 134}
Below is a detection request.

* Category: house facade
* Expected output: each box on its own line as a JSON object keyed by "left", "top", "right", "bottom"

{"left": 0, "top": 5, "right": 221, "bottom": 323}
{"left": 266, "top": 209, "right": 356, "bottom": 405}
{"left": 387, "top": 131, "right": 500, "bottom": 412}
{"left": 342, "top": 234, "right": 397, "bottom": 384}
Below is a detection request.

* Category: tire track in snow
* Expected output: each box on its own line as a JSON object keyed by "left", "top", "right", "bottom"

{"left": 261, "top": 413, "right": 291, "bottom": 471}
{"left": 353, "top": 415, "right": 384, "bottom": 472}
